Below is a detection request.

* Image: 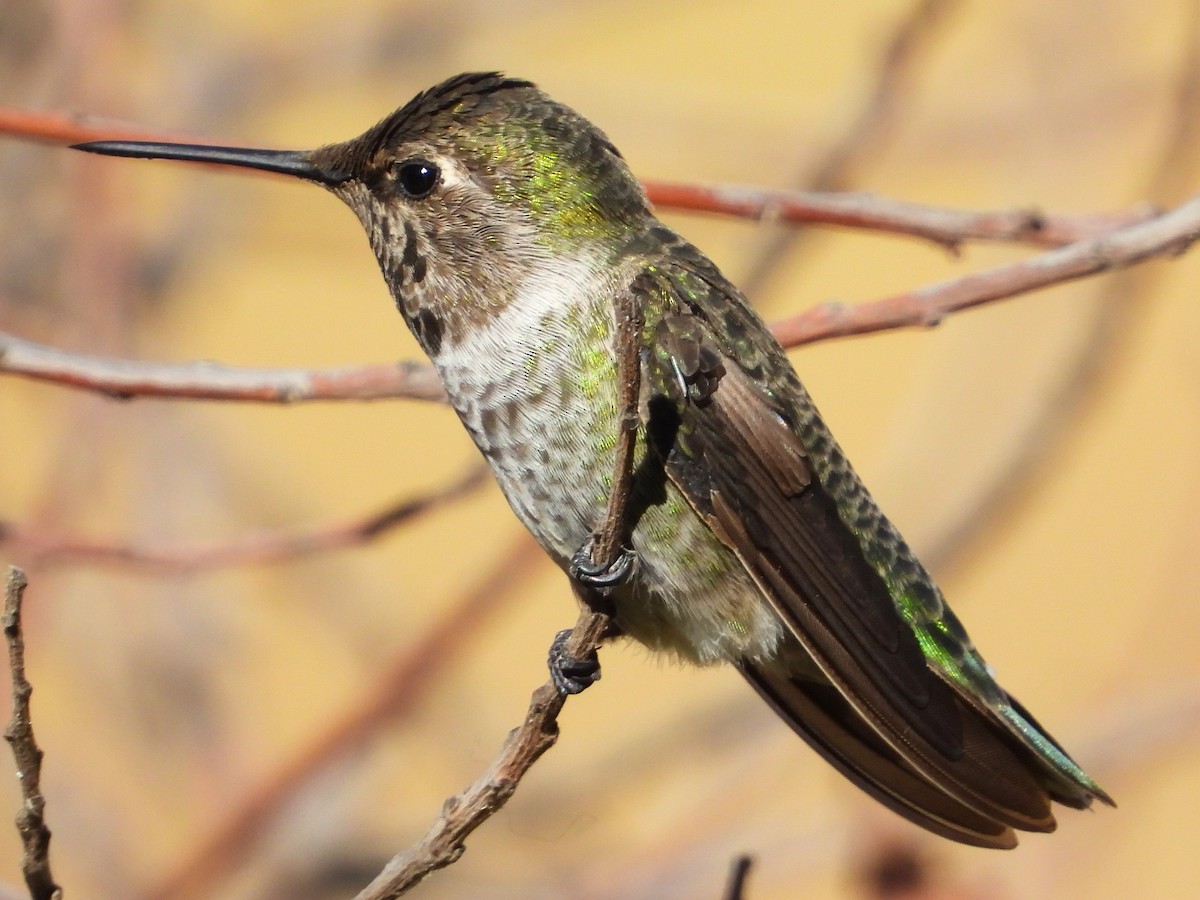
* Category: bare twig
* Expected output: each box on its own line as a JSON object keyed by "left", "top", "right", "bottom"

{"left": 812, "top": 0, "right": 955, "bottom": 188}
{"left": 0, "top": 107, "right": 199, "bottom": 147}
{"left": 353, "top": 678, "right": 567, "bottom": 899}
{"left": 722, "top": 855, "right": 755, "bottom": 900}
{"left": 146, "top": 534, "right": 543, "bottom": 900}
{"left": 0, "top": 105, "right": 1156, "bottom": 251}
{"left": 0, "top": 335, "right": 447, "bottom": 403}
{"left": 584, "top": 280, "right": 644, "bottom": 575}
{"left": 3, "top": 568, "right": 62, "bottom": 900}
{"left": 1, "top": 464, "right": 487, "bottom": 573}
{"left": 770, "top": 192, "right": 1200, "bottom": 348}
{"left": 648, "top": 182, "right": 1156, "bottom": 251}
{"left": 4, "top": 187, "right": 1199, "bottom": 409}
{"left": 354, "top": 273, "right": 645, "bottom": 900}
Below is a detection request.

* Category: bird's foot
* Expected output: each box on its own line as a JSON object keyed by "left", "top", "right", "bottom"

{"left": 548, "top": 628, "right": 601, "bottom": 695}
{"left": 568, "top": 536, "right": 638, "bottom": 592}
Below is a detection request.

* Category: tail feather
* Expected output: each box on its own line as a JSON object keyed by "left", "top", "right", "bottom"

{"left": 738, "top": 661, "right": 1071, "bottom": 849}
{"left": 998, "top": 694, "right": 1115, "bottom": 810}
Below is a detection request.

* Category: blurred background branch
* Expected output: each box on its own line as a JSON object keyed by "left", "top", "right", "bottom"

{"left": 0, "top": 105, "right": 1159, "bottom": 248}
{"left": 0, "top": 465, "right": 487, "bottom": 573}
{"left": 1, "top": 185, "right": 1191, "bottom": 408}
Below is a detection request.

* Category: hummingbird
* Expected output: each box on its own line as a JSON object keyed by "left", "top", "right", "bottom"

{"left": 74, "top": 72, "right": 1111, "bottom": 848}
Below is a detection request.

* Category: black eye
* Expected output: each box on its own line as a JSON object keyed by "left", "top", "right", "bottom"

{"left": 395, "top": 159, "right": 440, "bottom": 198}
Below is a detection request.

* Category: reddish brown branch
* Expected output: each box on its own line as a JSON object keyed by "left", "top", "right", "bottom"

{"left": 1, "top": 465, "right": 486, "bottom": 574}
{"left": 3, "top": 568, "right": 62, "bottom": 900}
{"left": 0, "top": 105, "right": 1155, "bottom": 249}
{"left": 647, "top": 181, "right": 1157, "bottom": 250}
{"left": 0, "top": 106, "right": 196, "bottom": 147}
{"left": 771, "top": 192, "right": 1200, "bottom": 348}
{"left": 0, "top": 334, "right": 447, "bottom": 404}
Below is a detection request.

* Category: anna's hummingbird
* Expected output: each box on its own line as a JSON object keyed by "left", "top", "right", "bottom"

{"left": 75, "top": 72, "right": 1111, "bottom": 848}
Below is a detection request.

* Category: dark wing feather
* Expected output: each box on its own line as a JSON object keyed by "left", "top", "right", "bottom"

{"left": 635, "top": 259, "right": 1064, "bottom": 839}
{"left": 739, "top": 663, "right": 1017, "bottom": 848}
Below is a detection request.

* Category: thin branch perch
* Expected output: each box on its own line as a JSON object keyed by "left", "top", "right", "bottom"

{"left": 353, "top": 272, "right": 645, "bottom": 899}
{"left": 145, "top": 535, "right": 544, "bottom": 900}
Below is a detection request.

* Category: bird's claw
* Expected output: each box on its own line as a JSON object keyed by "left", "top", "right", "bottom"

{"left": 569, "top": 537, "right": 638, "bottom": 590}
{"left": 548, "top": 628, "right": 601, "bottom": 695}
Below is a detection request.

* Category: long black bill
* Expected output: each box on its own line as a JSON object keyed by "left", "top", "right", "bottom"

{"left": 71, "top": 141, "right": 349, "bottom": 186}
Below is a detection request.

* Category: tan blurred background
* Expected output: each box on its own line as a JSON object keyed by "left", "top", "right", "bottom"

{"left": 2, "top": 1, "right": 1199, "bottom": 898}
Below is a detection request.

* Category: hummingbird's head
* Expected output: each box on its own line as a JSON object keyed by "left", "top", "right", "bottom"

{"left": 73, "top": 72, "right": 648, "bottom": 357}
{"left": 316, "top": 73, "right": 647, "bottom": 244}
{"left": 305, "top": 73, "right": 649, "bottom": 345}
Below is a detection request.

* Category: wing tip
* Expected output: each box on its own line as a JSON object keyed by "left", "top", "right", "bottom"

{"left": 739, "top": 662, "right": 1037, "bottom": 850}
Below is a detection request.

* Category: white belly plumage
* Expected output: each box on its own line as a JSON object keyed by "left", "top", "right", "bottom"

{"left": 431, "top": 261, "right": 784, "bottom": 665}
